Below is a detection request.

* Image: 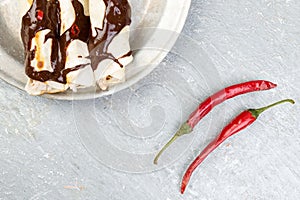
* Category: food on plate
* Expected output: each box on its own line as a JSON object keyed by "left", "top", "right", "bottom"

{"left": 89, "top": 0, "right": 132, "bottom": 90}
{"left": 21, "top": 0, "right": 132, "bottom": 95}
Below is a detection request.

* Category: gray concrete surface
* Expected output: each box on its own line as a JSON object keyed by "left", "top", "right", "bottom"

{"left": 0, "top": 0, "right": 299, "bottom": 199}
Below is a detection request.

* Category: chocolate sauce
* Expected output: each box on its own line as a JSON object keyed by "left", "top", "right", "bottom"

{"left": 22, "top": 1, "right": 56, "bottom": 82}
{"left": 59, "top": 0, "right": 90, "bottom": 83}
{"left": 21, "top": 0, "right": 131, "bottom": 84}
{"left": 119, "top": 50, "right": 133, "bottom": 59}
{"left": 88, "top": 0, "right": 131, "bottom": 70}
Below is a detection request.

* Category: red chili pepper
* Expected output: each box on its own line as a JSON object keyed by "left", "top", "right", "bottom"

{"left": 154, "top": 80, "right": 277, "bottom": 164}
{"left": 37, "top": 10, "right": 44, "bottom": 21}
{"left": 71, "top": 24, "right": 80, "bottom": 36}
{"left": 180, "top": 99, "right": 295, "bottom": 194}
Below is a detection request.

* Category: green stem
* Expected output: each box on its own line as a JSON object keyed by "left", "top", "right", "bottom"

{"left": 154, "top": 135, "right": 179, "bottom": 165}
{"left": 249, "top": 99, "right": 295, "bottom": 118}
{"left": 154, "top": 123, "right": 192, "bottom": 165}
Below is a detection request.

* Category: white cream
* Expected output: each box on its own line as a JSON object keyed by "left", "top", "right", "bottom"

{"left": 59, "top": 0, "right": 76, "bottom": 35}
{"left": 107, "top": 26, "right": 131, "bottom": 58}
{"left": 65, "top": 40, "right": 95, "bottom": 89}
{"left": 67, "top": 66, "right": 94, "bottom": 91}
{"left": 78, "top": 0, "right": 90, "bottom": 16}
{"left": 19, "top": 0, "right": 31, "bottom": 16}
{"left": 25, "top": 79, "right": 68, "bottom": 96}
{"left": 94, "top": 25, "right": 133, "bottom": 90}
{"left": 89, "top": 0, "right": 106, "bottom": 36}
{"left": 30, "top": 29, "right": 53, "bottom": 72}
{"left": 65, "top": 39, "right": 90, "bottom": 70}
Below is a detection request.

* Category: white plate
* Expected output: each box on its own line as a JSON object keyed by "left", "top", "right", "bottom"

{"left": 0, "top": 0, "right": 191, "bottom": 100}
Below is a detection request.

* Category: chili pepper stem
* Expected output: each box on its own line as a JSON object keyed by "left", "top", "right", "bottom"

{"left": 249, "top": 99, "right": 295, "bottom": 118}
{"left": 154, "top": 123, "right": 192, "bottom": 165}
{"left": 154, "top": 135, "right": 179, "bottom": 165}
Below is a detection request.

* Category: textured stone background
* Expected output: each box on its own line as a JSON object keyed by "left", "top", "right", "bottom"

{"left": 0, "top": 0, "right": 300, "bottom": 199}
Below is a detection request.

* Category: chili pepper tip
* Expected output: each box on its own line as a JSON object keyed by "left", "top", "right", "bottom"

{"left": 180, "top": 183, "right": 186, "bottom": 194}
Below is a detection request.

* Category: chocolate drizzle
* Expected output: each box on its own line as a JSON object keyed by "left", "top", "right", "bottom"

{"left": 59, "top": 0, "right": 90, "bottom": 83}
{"left": 89, "top": 0, "right": 131, "bottom": 70}
{"left": 21, "top": 0, "right": 131, "bottom": 84}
